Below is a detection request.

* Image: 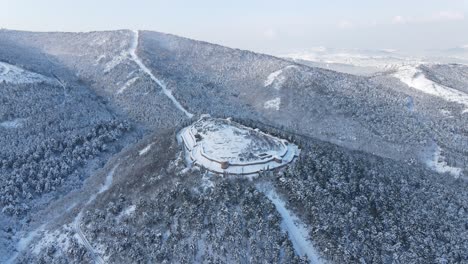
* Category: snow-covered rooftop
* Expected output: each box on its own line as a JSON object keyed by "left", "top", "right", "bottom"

{"left": 178, "top": 116, "right": 299, "bottom": 175}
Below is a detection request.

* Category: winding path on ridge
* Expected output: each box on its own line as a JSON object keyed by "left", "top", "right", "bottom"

{"left": 5, "top": 165, "right": 119, "bottom": 264}
{"left": 129, "top": 30, "right": 194, "bottom": 119}
{"left": 74, "top": 211, "right": 104, "bottom": 264}
{"left": 72, "top": 164, "right": 119, "bottom": 264}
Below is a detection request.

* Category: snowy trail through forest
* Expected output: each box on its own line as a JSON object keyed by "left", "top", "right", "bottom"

{"left": 257, "top": 183, "right": 323, "bottom": 264}
{"left": 4, "top": 164, "right": 115, "bottom": 264}
{"left": 0, "top": 118, "right": 24, "bottom": 129}
{"left": 129, "top": 30, "right": 193, "bottom": 118}
{"left": 73, "top": 164, "right": 119, "bottom": 264}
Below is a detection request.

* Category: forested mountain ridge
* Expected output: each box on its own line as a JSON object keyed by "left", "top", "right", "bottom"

{"left": 0, "top": 29, "right": 466, "bottom": 263}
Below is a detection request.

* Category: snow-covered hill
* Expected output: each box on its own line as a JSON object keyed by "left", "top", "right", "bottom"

{"left": 0, "top": 29, "right": 466, "bottom": 264}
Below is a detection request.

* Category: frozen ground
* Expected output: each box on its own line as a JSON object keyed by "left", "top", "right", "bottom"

{"left": 179, "top": 117, "right": 299, "bottom": 175}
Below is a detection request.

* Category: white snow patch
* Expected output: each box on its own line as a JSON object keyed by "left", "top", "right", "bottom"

{"left": 439, "top": 109, "right": 453, "bottom": 117}
{"left": 265, "top": 69, "right": 284, "bottom": 87}
{"left": 1, "top": 63, "right": 8, "bottom": 75}
{"left": 104, "top": 50, "right": 130, "bottom": 73}
{"left": 16, "top": 226, "right": 44, "bottom": 253}
{"left": 0, "top": 118, "right": 25, "bottom": 129}
{"left": 201, "top": 173, "right": 215, "bottom": 190}
{"left": 129, "top": 30, "right": 193, "bottom": 118}
{"left": 138, "top": 143, "right": 153, "bottom": 156}
{"left": 257, "top": 184, "right": 323, "bottom": 264}
{"left": 393, "top": 65, "right": 468, "bottom": 112}
{"left": 178, "top": 167, "right": 190, "bottom": 175}
{"left": 264, "top": 97, "right": 281, "bottom": 110}
{"left": 426, "top": 146, "right": 463, "bottom": 178}
{"left": 117, "top": 76, "right": 139, "bottom": 94}
{"left": 122, "top": 205, "right": 136, "bottom": 216}
{"left": 0, "top": 62, "right": 54, "bottom": 84}
{"left": 6, "top": 224, "right": 46, "bottom": 264}
{"left": 116, "top": 205, "right": 136, "bottom": 222}
{"left": 264, "top": 65, "right": 297, "bottom": 89}
{"left": 98, "top": 165, "right": 117, "bottom": 194}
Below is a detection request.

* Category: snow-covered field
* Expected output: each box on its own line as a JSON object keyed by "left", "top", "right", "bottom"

{"left": 179, "top": 117, "right": 299, "bottom": 175}
{"left": 393, "top": 65, "right": 468, "bottom": 112}
{"left": 0, "top": 62, "right": 54, "bottom": 84}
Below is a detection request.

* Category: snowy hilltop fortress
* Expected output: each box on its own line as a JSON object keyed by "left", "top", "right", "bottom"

{"left": 178, "top": 116, "right": 300, "bottom": 175}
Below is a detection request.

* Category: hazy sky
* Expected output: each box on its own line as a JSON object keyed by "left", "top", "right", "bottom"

{"left": 1, "top": 0, "right": 467, "bottom": 54}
